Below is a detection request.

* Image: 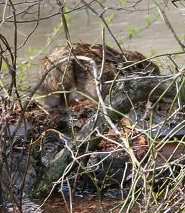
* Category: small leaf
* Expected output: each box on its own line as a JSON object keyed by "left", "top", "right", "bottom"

{"left": 101, "top": 23, "right": 105, "bottom": 28}
{"left": 54, "top": 27, "right": 59, "bottom": 34}
{"left": 28, "top": 46, "right": 32, "bottom": 53}
{"left": 120, "top": 0, "right": 127, "bottom": 6}
{"left": 34, "top": 48, "right": 37, "bottom": 54}
{"left": 105, "top": 42, "right": 110, "bottom": 46}
{"left": 27, "top": 62, "right": 31, "bottom": 68}
{"left": 138, "top": 26, "right": 142, "bottom": 31}
{"left": 21, "top": 83, "right": 28, "bottom": 90}
{"left": 169, "top": 64, "right": 175, "bottom": 69}
{"left": 173, "top": 50, "right": 181, "bottom": 59}
{"left": 43, "top": 50, "right": 49, "bottom": 55}
{"left": 106, "top": 13, "right": 114, "bottom": 25}
{"left": 133, "top": 46, "right": 137, "bottom": 51}
{"left": 151, "top": 49, "right": 156, "bottom": 56}
{"left": 65, "top": 4, "right": 70, "bottom": 13}
{"left": 155, "top": 14, "right": 160, "bottom": 20}
{"left": 21, "top": 76, "right": 27, "bottom": 81}
{"left": 2, "top": 61, "right": 7, "bottom": 70}
{"left": 19, "top": 64, "right": 25, "bottom": 72}
{"left": 118, "top": 35, "right": 124, "bottom": 42}
{"left": 146, "top": 16, "right": 151, "bottom": 25}
{"left": 57, "top": 23, "right": 63, "bottom": 28}
{"left": 25, "top": 55, "right": 30, "bottom": 60}
{"left": 128, "top": 26, "right": 135, "bottom": 38}
{"left": 19, "top": 64, "right": 27, "bottom": 81}
{"left": 64, "top": 5, "right": 72, "bottom": 21}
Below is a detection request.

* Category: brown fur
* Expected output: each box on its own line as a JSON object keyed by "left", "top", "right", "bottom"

{"left": 39, "top": 42, "right": 160, "bottom": 108}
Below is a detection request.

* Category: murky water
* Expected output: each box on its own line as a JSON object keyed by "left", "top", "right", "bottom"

{"left": 1, "top": 0, "right": 185, "bottom": 89}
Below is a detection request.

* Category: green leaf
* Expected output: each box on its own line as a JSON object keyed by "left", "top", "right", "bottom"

{"left": 155, "top": 14, "right": 160, "bottom": 20}
{"left": 133, "top": 46, "right": 137, "bottom": 51}
{"left": 105, "top": 42, "right": 110, "bottom": 47}
{"left": 43, "top": 49, "right": 49, "bottom": 55}
{"left": 146, "top": 16, "right": 151, "bottom": 25}
{"left": 138, "top": 26, "right": 142, "bottom": 31}
{"left": 19, "top": 64, "right": 25, "bottom": 73}
{"left": 65, "top": 4, "right": 70, "bottom": 13}
{"left": 169, "top": 64, "right": 175, "bottom": 69}
{"left": 128, "top": 26, "right": 136, "bottom": 38}
{"left": 2, "top": 61, "right": 7, "bottom": 70}
{"left": 54, "top": 27, "right": 59, "bottom": 34}
{"left": 25, "top": 55, "right": 30, "bottom": 60}
{"left": 34, "top": 48, "right": 37, "bottom": 54}
{"left": 120, "top": 0, "right": 127, "bottom": 6}
{"left": 101, "top": 23, "right": 105, "bottom": 28}
{"left": 64, "top": 5, "right": 71, "bottom": 21}
{"left": 21, "top": 76, "right": 27, "bottom": 81}
{"left": 19, "top": 64, "right": 27, "bottom": 82}
{"left": 151, "top": 49, "right": 156, "bottom": 56}
{"left": 173, "top": 50, "right": 181, "bottom": 59}
{"left": 28, "top": 46, "right": 32, "bottom": 53}
{"left": 118, "top": 35, "right": 124, "bottom": 42}
{"left": 106, "top": 13, "right": 114, "bottom": 25}
{"left": 27, "top": 62, "right": 31, "bottom": 68}
{"left": 47, "top": 37, "right": 51, "bottom": 41}
{"left": 57, "top": 23, "right": 63, "bottom": 28}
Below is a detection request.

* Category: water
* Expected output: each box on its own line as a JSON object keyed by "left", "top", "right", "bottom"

{"left": 1, "top": 0, "right": 185, "bottom": 89}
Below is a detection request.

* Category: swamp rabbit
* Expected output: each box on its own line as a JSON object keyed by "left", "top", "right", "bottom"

{"left": 39, "top": 42, "right": 160, "bottom": 108}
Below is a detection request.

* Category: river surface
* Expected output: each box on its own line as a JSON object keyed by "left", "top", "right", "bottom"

{"left": 1, "top": 0, "right": 185, "bottom": 89}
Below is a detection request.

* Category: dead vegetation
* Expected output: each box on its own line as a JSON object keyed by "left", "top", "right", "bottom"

{"left": 0, "top": 1, "right": 185, "bottom": 213}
